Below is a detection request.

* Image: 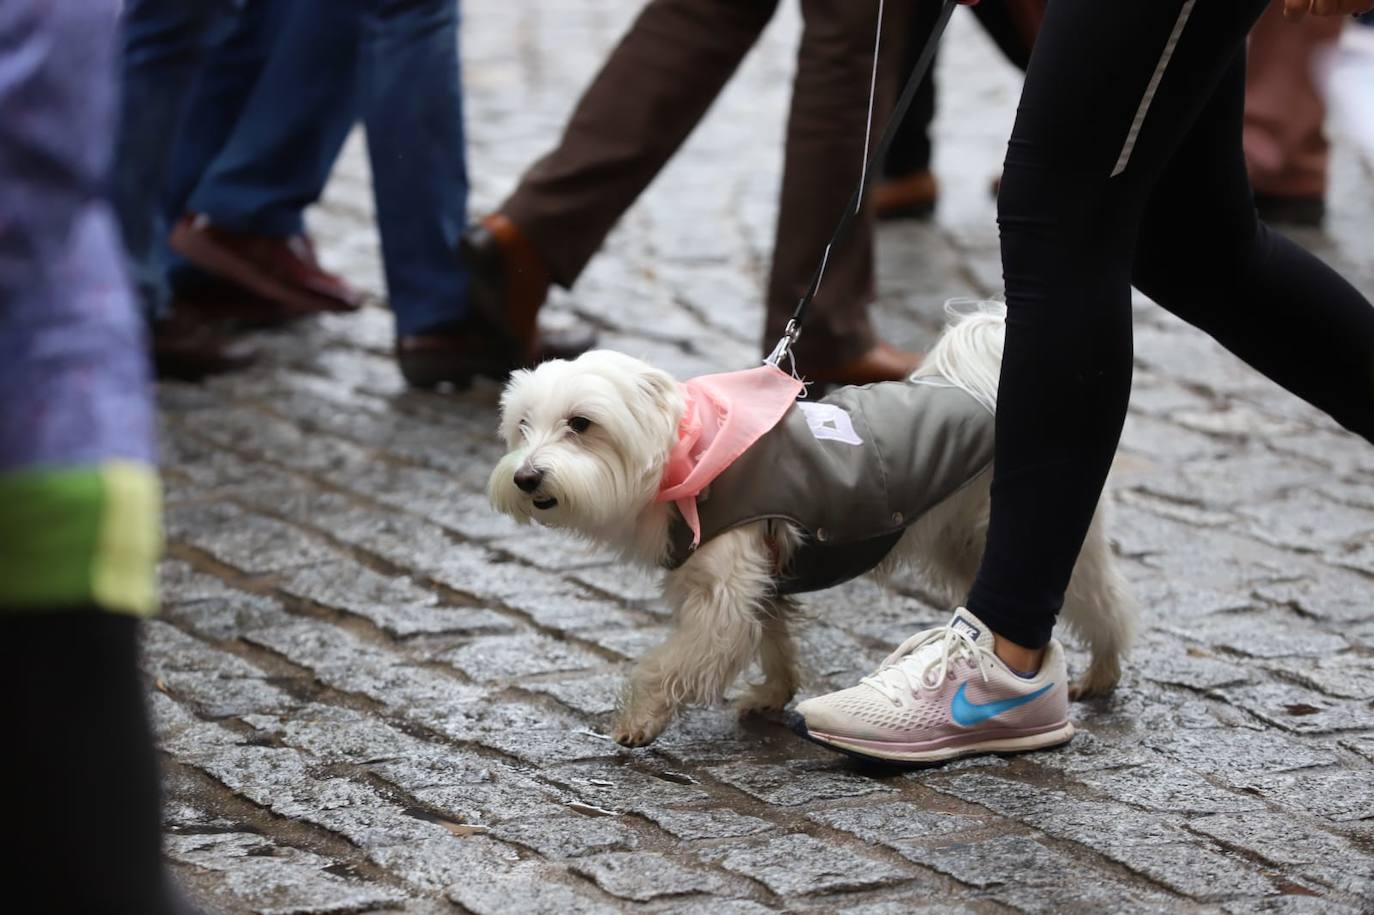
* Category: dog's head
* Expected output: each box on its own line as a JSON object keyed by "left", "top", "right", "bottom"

{"left": 488, "top": 350, "right": 682, "bottom": 538}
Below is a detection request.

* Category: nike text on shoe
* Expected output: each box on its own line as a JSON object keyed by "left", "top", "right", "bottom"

{"left": 794, "top": 608, "right": 1073, "bottom": 764}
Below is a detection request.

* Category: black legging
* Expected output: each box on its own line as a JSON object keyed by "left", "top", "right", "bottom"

{"left": 967, "top": 0, "right": 1374, "bottom": 648}
{"left": 0, "top": 611, "right": 183, "bottom": 914}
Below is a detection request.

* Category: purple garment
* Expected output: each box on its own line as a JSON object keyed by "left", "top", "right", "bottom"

{"left": 0, "top": 2, "right": 156, "bottom": 472}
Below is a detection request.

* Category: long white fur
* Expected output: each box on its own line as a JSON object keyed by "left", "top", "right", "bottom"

{"left": 911, "top": 299, "right": 1006, "bottom": 414}
{"left": 488, "top": 304, "right": 1136, "bottom": 747}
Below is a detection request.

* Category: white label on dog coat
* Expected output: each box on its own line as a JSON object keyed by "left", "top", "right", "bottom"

{"left": 798, "top": 402, "right": 863, "bottom": 446}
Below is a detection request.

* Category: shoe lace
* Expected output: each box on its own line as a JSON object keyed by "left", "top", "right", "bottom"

{"left": 860, "top": 622, "right": 995, "bottom": 704}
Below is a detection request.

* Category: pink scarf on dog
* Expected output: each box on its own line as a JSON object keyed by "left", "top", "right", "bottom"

{"left": 656, "top": 364, "right": 804, "bottom": 548}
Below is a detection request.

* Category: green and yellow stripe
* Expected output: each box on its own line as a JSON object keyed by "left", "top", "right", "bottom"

{"left": 0, "top": 461, "right": 162, "bottom": 616}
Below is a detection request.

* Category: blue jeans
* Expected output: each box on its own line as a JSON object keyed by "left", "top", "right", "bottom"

{"left": 111, "top": 0, "right": 236, "bottom": 321}
{"left": 169, "top": 0, "right": 358, "bottom": 238}
{"left": 356, "top": 0, "right": 470, "bottom": 335}
{"left": 115, "top": 0, "right": 354, "bottom": 319}
{"left": 115, "top": 0, "right": 469, "bottom": 336}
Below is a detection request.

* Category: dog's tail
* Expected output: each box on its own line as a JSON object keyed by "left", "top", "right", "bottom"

{"left": 911, "top": 299, "right": 1005, "bottom": 413}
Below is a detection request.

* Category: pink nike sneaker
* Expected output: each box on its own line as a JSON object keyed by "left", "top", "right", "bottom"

{"left": 794, "top": 608, "right": 1073, "bottom": 764}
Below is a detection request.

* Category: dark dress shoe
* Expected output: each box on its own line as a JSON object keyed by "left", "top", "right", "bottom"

{"left": 151, "top": 310, "right": 257, "bottom": 382}
{"left": 168, "top": 214, "right": 364, "bottom": 316}
{"left": 172, "top": 274, "right": 302, "bottom": 329}
{"left": 873, "top": 170, "right": 939, "bottom": 221}
{"left": 1253, "top": 191, "right": 1325, "bottom": 228}
{"left": 805, "top": 341, "right": 923, "bottom": 388}
{"left": 396, "top": 319, "right": 596, "bottom": 389}
{"left": 460, "top": 213, "right": 558, "bottom": 362}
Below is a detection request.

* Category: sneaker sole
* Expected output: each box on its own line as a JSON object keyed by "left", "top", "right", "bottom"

{"left": 794, "top": 718, "right": 1074, "bottom": 766}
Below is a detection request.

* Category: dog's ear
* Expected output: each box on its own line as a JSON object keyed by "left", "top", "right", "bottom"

{"left": 628, "top": 364, "right": 682, "bottom": 451}
{"left": 635, "top": 364, "right": 679, "bottom": 420}
{"left": 499, "top": 369, "right": 533, "bottom": 413}
{"left": 497, "top": 369, "right": 534, "bottom": 440}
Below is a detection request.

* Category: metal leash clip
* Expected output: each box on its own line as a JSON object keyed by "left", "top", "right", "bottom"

{"left": 764, "top": 318, "right": 801, "bottom": 368}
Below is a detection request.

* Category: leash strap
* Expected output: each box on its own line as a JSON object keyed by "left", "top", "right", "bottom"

{"left": 766, "top": 0, "right": 960, "bottom": 368}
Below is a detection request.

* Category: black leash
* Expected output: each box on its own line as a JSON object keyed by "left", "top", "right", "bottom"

{"left": 767, "top": 0, "right": 961, "bottom": 369}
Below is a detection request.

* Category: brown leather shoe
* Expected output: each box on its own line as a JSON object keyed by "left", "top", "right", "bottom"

{"left": 460, "top": 213, "right": 558, "bottom": 363}
{"left": 396, "top": 317, "right": 595, "bottom": 389}
{"left": 168, "top": 214, "right": 364, "bottom": 317}
{"left": 151, "top": 308, "right": 258, "bottom": 382}
{"left": 873, "top": 170, "right": 939, "bottom": 221}
{"left": 806, "top": 341, "right": 923, "bottom": 388}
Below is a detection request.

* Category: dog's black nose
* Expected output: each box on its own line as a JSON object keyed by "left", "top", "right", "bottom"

{"left": 514, "top": 467, "right": 544, "bottom": 493}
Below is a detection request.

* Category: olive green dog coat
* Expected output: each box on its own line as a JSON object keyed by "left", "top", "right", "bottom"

{"left": 662, "top": 378, "right": 995, "bottom": 595}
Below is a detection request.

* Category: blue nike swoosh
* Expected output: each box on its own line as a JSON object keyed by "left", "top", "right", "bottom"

{"left": 950, "top": 682, "right": 1054, "bottom": 727}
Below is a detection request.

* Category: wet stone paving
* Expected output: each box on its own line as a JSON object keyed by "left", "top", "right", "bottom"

{"left": 151, "top": 3, "right": 1374, "bottom": 912}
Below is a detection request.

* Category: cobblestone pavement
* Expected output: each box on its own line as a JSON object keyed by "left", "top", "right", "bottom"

{"left": 151, "top": 4, "right": 1374, "bottom": 912}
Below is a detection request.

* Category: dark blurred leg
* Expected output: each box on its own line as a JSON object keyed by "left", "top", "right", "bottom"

{"left": 968, "top": 0, "right": 1043, "bottom": 71}
{"left": 0, "top": 612, "right": 176, "bottom": 915}
{"left": 881, "top": 0, "right": 941, "bottom": 181}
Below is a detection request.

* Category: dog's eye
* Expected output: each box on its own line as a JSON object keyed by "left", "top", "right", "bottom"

{"left": 568, "top": 416, "right": 592, "bottom": 434}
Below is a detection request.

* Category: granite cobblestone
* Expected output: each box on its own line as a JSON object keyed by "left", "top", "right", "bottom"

{"left": 148, "top": 1, "right": 1374, "bottom": 911}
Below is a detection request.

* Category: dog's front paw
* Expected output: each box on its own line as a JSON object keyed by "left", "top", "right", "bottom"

{"left": 735, "top": 682, "right": 794, "bottom": 720}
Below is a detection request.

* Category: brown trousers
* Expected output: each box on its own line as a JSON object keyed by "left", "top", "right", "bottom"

{"left": 1243, "top": 0, "right": 1343, "bottom": 197}
{"left": 502, "top": 0, "right": 918, "bottom": 371}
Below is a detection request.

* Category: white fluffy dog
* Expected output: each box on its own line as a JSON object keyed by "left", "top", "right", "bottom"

{"left": 489, "top": 307, "right": 1136, "bottom": 747}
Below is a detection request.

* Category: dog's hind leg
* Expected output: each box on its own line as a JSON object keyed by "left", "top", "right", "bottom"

{"left": 736, "top": 599, "right": 800, "bottom": 719}
{"left": 613, "top": 528, "right": 771, "bottom": 747}
{"left": 1061, "top": 505, "right": 1137, "bottom": 700}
